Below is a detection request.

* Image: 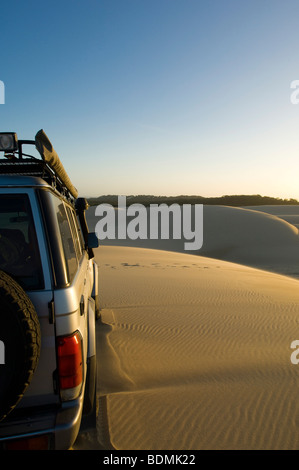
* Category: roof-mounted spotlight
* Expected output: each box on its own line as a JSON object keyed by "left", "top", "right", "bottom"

{"left": 0, "top": 133, "right": 18, "bottom": 152}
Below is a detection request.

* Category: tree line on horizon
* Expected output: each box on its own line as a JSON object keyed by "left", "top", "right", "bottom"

{"left": 87, "top": 194, "right": 299, "bottom": 207}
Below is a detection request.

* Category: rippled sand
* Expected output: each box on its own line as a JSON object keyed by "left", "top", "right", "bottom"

{"left": 74, "top": 242, "right": 299, "bottom": 450}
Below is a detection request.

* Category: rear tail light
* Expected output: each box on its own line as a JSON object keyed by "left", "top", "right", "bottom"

{"left": 57, "top": 331, "right": 83, "bottom": 401}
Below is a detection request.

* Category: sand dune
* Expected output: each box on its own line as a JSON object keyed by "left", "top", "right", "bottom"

{"left": 200, "top": 206, "right": 299, "bottom": 277}
{"left": 74, "top": 246, "right": 299, "bottom": 450}
{"left": 86, "top": 204, "right": 299, "bottom": 277}
{"left": 72, "top": 206, "right": 299, "bottom": 450}
{"left": 245, "top": 205, "right": 299, "bottom": 228}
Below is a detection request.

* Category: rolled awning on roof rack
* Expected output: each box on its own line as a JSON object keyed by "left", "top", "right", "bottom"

{"left": 35, "top": 129, "right": 78, "bottom": 199}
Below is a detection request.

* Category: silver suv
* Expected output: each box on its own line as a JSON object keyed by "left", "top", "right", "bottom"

{"left": 0, "top": 130, "right": 99, "bottom": 450}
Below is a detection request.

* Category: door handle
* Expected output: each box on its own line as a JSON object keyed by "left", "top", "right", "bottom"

{"left": 80, "top": 295, "right": 85, "bottom": 316}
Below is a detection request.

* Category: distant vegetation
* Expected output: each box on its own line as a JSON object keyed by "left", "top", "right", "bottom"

{"left": 87, "top": 194, "right": 299, "bottom": 207}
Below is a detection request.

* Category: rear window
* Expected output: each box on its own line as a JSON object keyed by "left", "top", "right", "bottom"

{"left": 0, "top": 194, "right": 44, "bottom": 290}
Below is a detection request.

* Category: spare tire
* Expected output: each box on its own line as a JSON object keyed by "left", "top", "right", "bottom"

{"left": 0, "top": 270, "right": 41, "bottom": 422}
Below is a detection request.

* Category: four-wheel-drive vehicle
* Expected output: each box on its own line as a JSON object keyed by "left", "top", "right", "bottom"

{"left": 0, "top": 130, "right": 100, "bottom": 450}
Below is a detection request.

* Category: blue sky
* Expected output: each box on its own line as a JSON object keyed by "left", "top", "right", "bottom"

{"left": 2, "top": 0, "right": 299, "bottom": 199}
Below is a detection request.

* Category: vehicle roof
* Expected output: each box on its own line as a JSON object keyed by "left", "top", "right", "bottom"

{"left": 0, "top": 174, "right": 52, "bottom": 188}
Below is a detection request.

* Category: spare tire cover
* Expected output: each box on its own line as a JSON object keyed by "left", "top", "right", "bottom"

{"left": 0, "top": 270, "right": 41, "bottom": 422}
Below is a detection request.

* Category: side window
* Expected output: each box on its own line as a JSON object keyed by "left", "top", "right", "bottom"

{"left": 76, "top": 214, "right": 85, "bottom": 252}
{"left": 76, "top": 213, "right": 85, "bottom": 252}
{"left": 52, "top": 197, "right": 78, "bottom": 282}
{"left": 65, "top": 205, "right": 82, "bottom": 261}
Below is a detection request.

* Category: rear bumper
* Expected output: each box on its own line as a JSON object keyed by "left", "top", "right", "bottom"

{"left": 0, "top": 393, "right": 84, "bottom": 450}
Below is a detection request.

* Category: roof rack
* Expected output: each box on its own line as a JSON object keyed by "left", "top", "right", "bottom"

{"left": 0, "top": 130, "right": 78, "bottom": 201}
